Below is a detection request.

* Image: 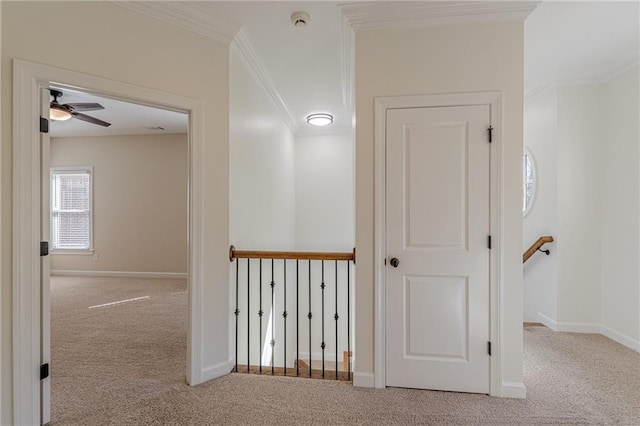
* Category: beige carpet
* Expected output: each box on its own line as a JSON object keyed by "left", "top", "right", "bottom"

{"left": 51, "top": 276, "right": 640, "bottom": 425}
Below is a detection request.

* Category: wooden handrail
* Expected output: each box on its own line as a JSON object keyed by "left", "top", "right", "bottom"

{"left": 523, "top": 236, "right": 554, "bottom": 263}
{"left": 229, "top": 245, "right": 356, "bottom": 263}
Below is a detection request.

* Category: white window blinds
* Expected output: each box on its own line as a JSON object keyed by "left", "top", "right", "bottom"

{"left": 51, "top": 168, "right": 92, "bottom": 250}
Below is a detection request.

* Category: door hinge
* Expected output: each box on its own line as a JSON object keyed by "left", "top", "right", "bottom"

{"left": 40, "top": 363, "right": 49, "bottom": 380}
{"left": 487, "top": 341, "right": 492, "bottom": 356}
{"left": 40, "top": 117, "right": 49, "bottom": 134}
{"left": 487, "top": 126, "right": 493, "bottom": 143}
{"left": 40, "top": 241, "right": 49, "bottom": 257}
{"left": 487, "top": 235, "right": 492, "bottom": 250}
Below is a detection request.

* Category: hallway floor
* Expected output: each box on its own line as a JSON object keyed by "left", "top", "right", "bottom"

{"left": 51, "top": 276, "right": 640, "bottom": 425}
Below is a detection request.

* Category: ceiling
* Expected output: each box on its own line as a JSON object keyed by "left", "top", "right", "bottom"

{"left": 67, "top": 1, "right": 638, "bottom": 138}
{"left": 49, "top": 88, "right": 187, "bottom": 138}
{"left": 189, "top": 1, "right": 351, "bottom": 136}
{"left": 525, "top": 1, "right": 639, "bottom": 96}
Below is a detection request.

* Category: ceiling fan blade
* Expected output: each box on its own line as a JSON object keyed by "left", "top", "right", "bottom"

{"left": 64, "top": 103, "right": 104, "bottom": 112}
{"left": 72, "top": 112, "right": 111, "bottom": 127}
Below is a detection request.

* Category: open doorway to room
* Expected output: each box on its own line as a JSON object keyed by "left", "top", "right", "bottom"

{"left": 522, "top": 0, "right": 640, "bottom": 404}
{"left": 13, "top": 59, "right": 206, "bottom": 425}
{"left": 46, "top": 87, "right": 189, "bottom": 423}
{"left": 523, "top": 1, "right": 639, "bottom": 336}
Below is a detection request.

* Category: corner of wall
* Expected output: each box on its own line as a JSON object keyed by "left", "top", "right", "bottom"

{"left": 201, "top": 358, "right": 234, "bottom": 383}
{"left": 352, "top": 372, "right": 375, "bottom": 388}
{"left": 501, "top": 382, "right": 526, "bottom": 399}
{"left": 600, "top": 326, "right": 640, "bottom": 352}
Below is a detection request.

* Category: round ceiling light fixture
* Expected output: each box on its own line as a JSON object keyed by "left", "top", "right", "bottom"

{"left": 306, "top": 113, "right": 333, "bottom": 127}
{"left": 291, "top": 11, "right": 310, "bottom": 28}
{"left": 50, "top": 106, "right": 72, "bottom": 121}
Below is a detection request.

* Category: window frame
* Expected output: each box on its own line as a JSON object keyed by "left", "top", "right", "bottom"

{"left": 50, "top": 166, "right": 94, "bottom": 254}
{"left": 523, "top": 148, "right": 536, "bottom": 217}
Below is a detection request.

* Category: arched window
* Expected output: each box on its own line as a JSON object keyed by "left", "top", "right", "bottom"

{"left": 523, "top": 149, "right": 536, "bottom": 216}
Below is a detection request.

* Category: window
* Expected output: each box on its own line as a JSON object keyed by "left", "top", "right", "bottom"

{"left": 51, "top": 167, "right": 92, "bottom": 251}
{"left": 523, "top": 149, "right": 535, "bottom": 217}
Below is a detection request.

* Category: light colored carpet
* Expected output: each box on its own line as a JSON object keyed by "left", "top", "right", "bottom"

{"left": 51, "top": 276, "right": 640, "bottom": 425}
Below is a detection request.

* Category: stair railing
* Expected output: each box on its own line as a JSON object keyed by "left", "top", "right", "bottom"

{"left": 523, "top": 236, "right": 554, "bottom": 263}
{"left": 229, "top": 246, "right": 355, "bottom": 381}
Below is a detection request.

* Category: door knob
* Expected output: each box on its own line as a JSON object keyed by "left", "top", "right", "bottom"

{"left": 389, "top": 257, "right": 400, "bottom": 268}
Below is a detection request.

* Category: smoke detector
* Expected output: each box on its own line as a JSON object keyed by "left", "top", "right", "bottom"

{"left": 291, "top": 11, "right": 310, "bottom": 28}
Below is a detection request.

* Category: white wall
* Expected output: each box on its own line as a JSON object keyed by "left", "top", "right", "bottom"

{"left": 229, "top": 46, "right": 296, "bottom": 250}
{"left": 50, "top": 134, "right": 188, "bottom": 274}
{"left": 556, "top": 85, "right": 603, "bottom": 328}
{"left": 2, "top": 2, "right": 229, "bottom": 422}
{"left": 600, "top": 66, "right": 640, "bottom": 348}
{"left": 523, "top": 89, "right": 558, "bottom": 323}
{"left": 295, "top": 134, "right": 354, "bottom": 251}
{"left": 294, "top": 133, "right": 354, "bottom": 365}
{"left": 355, "top": 23, "right": 525, "bottom": 395}
{"left": 523, "top": 66, "right": 640, "bottom": 351}
{"left": 229, "top": 43, "right": 297, "bottom": 368}
{"left": 230, "top": 45, "right": 356, "bottom": 369}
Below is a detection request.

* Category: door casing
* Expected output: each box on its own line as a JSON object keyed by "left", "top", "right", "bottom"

{"left": 373, "top": 92, "right": 503, "bottom": 395}
{"left": 13, "top": 59, "right": 206, "bottom": 424}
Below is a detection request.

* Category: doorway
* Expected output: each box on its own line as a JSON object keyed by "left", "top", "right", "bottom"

{"left": 384, "top": 104, "right": 491, "bottom": 393}
{"left": 13, "top": 60, "right": 206, "bottom": 424}
{"left": 374, "top": 92, "right": 503, "bottom": 395}
{"left": 45, "top": 87, "right": 188, "bottom": 423}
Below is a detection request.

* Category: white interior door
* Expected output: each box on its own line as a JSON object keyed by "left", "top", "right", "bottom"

{"left": 385, "top": 105, "right": 491, "bottom": 393}
{"left": 40, "top": 87, "right": 51, "bottom": 424}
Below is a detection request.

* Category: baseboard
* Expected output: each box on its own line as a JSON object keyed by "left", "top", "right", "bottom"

{"left": 501, "top": 381, "right": 526, "bottom": 399}
{"left": 538, "top": 312, "right": 599, "bottom": 333}
{"left": 538, "top": 313, "right": 640, "bottom": 352}
{"left": 353, "top": 372, "right": 374, "bottom": 388}
{"left": 555, "top": 322, "right": 601, "bottom": 334}
{"left": 51, "top": 270, "right": 187, "bottom": 279}
{"left": 297, "top": 351, "right": 343, "bottom": 361}
{"left": 601, "top": 325, "right": 640, "bottom": 352}
{"left": 201, "top": 359, "right": 234, "bottom": 382}
{"left": 537, "top": 313, "right": 558, "bottom": 331}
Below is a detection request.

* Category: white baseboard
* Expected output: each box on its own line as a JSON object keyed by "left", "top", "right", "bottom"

{"left": 51, "top": 270, "right": 187, "bottom": 279}
{"left": 537, "top": 313, "right": 639, "bottom": 353}
{"left": 538, "top": 312, "right": 600, "bottom": 334}
{"left": 601, "top": 325, "right": 640, "bottom": 352}
{"left": 501, "top": 381, "right": 526, "bottom": 399}
{"left": 537, "top": 313, "right": 558, "bottom": 331}
{"left": 297, "top": 351, "right": 343, "bottom": 362}
{"left": 201, "top": 359, "right": 234, "bottom": 383}
{"left": 353, "top": 372, "right": 374, "bottom": 388}
{"left": 555, "top": 322, "right": 601, "bottom": 334}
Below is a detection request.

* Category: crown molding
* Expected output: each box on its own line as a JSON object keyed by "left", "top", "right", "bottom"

{"left": 524, "top": 60, "right": 640, "bottom": 105}
{"left": 231, "top": 28, "right": 298, "bottom": 134}
{"left": 337, "top": 1, "right": 538, "bottom": 112}
{"left": 339, "top": 7, "right": 356, "bottom": 111}
{"left": 600, "top": 59, "right": 639, "bottom": 84}
{"left": 339, "top": 1, "right": 539, "bottom": 32}
{"left": 112, "top": 1, "right": 239, "bottom": 45}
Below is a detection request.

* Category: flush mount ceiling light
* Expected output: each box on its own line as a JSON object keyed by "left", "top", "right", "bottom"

{"left": 306, "top": 113, "right": 333, "bottom": 126}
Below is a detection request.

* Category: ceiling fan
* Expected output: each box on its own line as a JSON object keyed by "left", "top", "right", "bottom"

{"left": 49, "top": 89, "right": 111, "bottom": 127}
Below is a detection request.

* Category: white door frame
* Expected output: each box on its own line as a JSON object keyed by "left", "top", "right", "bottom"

{"left": 13, "top": 59, "right": 205, "bottom": 424}
{"left": 374, "top": 92, "right": 503, "bottom": 396}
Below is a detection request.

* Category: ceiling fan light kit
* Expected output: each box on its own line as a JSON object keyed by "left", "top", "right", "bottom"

{"left": 49, "top": 89, "right": 112, "bottom": 127}
{"left": 49, "top": 106, "right": 72, "bottom": 121}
